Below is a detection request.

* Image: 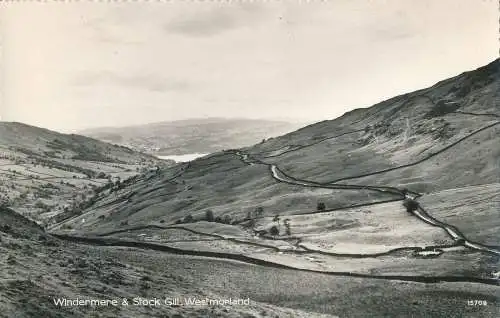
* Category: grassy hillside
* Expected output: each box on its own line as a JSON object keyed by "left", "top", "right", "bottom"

{"left": 2, "top": 206, "right": 338, "bottom": 318}
{"left": 0, "top": 122, "right": 172, "bottom": 226}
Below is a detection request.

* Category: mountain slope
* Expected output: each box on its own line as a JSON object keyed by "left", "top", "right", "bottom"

{"left": 0, "top": 122, "right": 171, "bottom": 226}
{"left": 246, "top": 59, "right": 500, "bottom": 191}
{"left": 80, "top": 118, "right": 306, "bottom": 155}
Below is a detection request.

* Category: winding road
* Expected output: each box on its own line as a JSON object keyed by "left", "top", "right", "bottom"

{"left": 232, "top": 138, "right": 500, "bottom": 256}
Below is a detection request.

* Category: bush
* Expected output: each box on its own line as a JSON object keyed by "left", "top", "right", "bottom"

{"left": 97, "top": 172, "right": 107, "bottom": 179}
{"left": 317, "top": 202, "right": 326, "bottom": 211}
{"left": 284, "top": 219, "right": 291, "bottom": 236}
{"left": 205, "top": 210, "right": 214, "bottom": 222}
{"left": 223, "top": 215, "right": 232, "bottom": 224}
{"left": 214, "top": 216, "right": 223, "bottom": 223}
{"left": 255, "top": 206, "right": 264, "bottom": 216}
{"left": 269, "top": 225, "right": 279, "bottom": 238}
{"left": 403, "top": 199, "right": 419, "bottom": 213}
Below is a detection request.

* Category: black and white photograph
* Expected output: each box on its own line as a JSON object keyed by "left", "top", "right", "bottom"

{"left": 0, "top": 0, "right": 499, "bottom": 317}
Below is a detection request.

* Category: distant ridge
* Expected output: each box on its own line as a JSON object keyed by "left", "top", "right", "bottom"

{"left": 80, "top": 118, "right": 306, "bottom": 156}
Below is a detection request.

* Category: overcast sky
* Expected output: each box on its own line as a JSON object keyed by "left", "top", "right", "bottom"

{"left": 1, "top": 0, "right": 498, "bottom": 133}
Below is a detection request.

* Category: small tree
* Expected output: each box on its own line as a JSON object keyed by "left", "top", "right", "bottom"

{"left": 284, "top": 219, "right": 291, "bottom": 236}
{"left": 246, "top": 210, "right": 253, "bottom": 221}
{"left": 270, "top": 225, "right": 279, "bottom": 239}
{"left": 205, "top": 210, "right": 214, "bottom": 222}
{"left": 255, "top": 206, "right": 264, "bottom": 217}
{"left": 223, "top": 215, "right": 232, "bottom": 224}
{"left": 317, "top": 202, "right": 326, "bottom": 211}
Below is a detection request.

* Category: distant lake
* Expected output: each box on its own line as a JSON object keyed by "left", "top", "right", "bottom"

{"left": 156, "top": 153, "right": 209, "bottom": 162}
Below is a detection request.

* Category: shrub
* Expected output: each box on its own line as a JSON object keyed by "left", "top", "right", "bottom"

{"left": 317, "top": 202, "right": 326, "bottom": 211}
{"left": 205, "top": 210, "right": 214, "bottom": 222}
{"left": 97, "top": 172, "right": 107, "bottom": 179}
{"left": 284, "top": 219, "right": 291, "bottom": 236}
{"left": 214, "top": 216, "right": 222, "bottom": 223}
{"left": 269, "top": 225, "right": 279, "bottom": 238}
{"left": 403, "top": 199, "right": 419, "bottom": 213}
{"left": 245, "top": 211, "right": 253, "bottom": 220}
{"left": 223, "top": 215, "right": 232, "bottom": 224}
{"left": 255, "top": 206, "right": 264, "bottom": 217}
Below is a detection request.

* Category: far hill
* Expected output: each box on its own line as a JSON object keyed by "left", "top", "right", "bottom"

{"left": 79, "top": 118, "right": 307, "bottom": 156}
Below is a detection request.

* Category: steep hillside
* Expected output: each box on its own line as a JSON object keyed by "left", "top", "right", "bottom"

{"left": 2, "top": 207, "right": 337, "bottom": 318}
{"left": 246, "top": 59, "right": 499, "bottom": 191}
{"left": 0, "top": 122, "right": 172, "bottom": 226}
{"left": 49, "top": 60, "right": 499, "bottom": 316}
{"left": 80, "top": 118, "right": 306, "bottom": 156}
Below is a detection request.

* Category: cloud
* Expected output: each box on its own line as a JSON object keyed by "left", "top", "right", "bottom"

{"left": 164, "top": 3, "right": 268, "bottom": 37}
{"left": 72, "top": 71, "right": 193, "bottom": 93}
